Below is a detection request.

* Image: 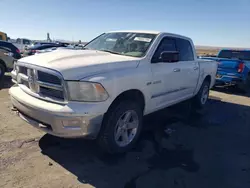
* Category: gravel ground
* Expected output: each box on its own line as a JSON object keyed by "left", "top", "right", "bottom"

{"left": 0, "top": 75, "right": 250, "bottom": 188}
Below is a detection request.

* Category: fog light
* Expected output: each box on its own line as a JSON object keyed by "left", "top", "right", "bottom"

{"left": 62, "top": 119, "right": 81, "bottom": 127}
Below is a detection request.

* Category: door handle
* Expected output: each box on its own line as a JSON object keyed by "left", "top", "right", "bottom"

{"left": 193, "top": 66, "right": 198, "bottom": 70}
{"left": 173, "top": 68, "right": 181, "bottom": 72}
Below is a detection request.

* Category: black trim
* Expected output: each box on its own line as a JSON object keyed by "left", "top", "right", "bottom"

{"left": 151, "top": 87, "right": 188, "bottom": 99}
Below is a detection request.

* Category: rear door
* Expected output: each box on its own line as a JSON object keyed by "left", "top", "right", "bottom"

{"left": 175, "top": 38, "right": 199, "bottom": 97}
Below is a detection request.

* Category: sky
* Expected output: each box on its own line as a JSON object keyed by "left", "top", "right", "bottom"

{"left": 1, "top": 0, "right": 250, "bottom": 48}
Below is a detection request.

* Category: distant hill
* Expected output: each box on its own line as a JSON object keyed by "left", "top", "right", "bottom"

{"left": 196, "top": 45, "right": 250, "bottom": 50}
{"left": 195, "top": 45, "right": 250, "bottom": 56}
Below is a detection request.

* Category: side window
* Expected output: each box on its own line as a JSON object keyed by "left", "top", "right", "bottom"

{"left": 16, "top": 38, "right": 21, "bottom": 44}
{"left": 175, "top": 38, "right": 194, "bottom": 61}
{"left": 152, "top": 37, "right": 177, "bottom": 63}
{"left": 23, "top": 39, "right": 31, "bottom": 45}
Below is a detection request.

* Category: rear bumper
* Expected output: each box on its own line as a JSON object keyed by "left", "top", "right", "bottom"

{"left": 215, "top": 75, "right": 243, "bottom": 85}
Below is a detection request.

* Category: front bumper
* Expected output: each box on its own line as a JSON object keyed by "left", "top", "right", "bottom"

{"left": 10, "top": 70, "right": 17, "bottom": 83}
{"left": 9, "top": 86, "right": 105, "bottom": 139}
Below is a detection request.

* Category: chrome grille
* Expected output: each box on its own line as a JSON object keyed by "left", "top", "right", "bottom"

{"left": 16, "top": 65, "right": 65, "bottom": 102}
{"left": 37, "top": 71, "right": 61, "bottom": 85}
{"left": 19, "top": 66, "right": 28, "bottom": 75}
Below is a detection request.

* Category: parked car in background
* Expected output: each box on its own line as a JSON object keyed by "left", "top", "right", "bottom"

{"left": 55, "top": 41, "right": 70, "bottom": 46}
{"left": 34, "top": 45, "right": 84, "bottom": 55}
{"left": 23, "top": 43, "right": 65, "bottom": 56}
{"left": 12, "top": 38, "right": 32, "bottom": 53}
{"left": 31, "top": 42, "right": 55, "bottom": 47}
{"left": 0, "top": 41, "right": 21, "bottom": 81}
{"left": 34, "top": 47, "right": 58, "bottom": 54}
{"left": 10, "top": 30, "right": 217, "bottom": 153}
{"left": 201, "top": 49, "right": 250, "bottom": 92}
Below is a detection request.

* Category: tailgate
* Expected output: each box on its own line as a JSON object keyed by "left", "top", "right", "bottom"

{"left": 217, "top": 59, "right": 242, "bottom": 73}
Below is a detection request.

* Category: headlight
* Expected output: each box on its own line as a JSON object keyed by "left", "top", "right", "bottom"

{"left": 66, "top": 81, "right": 109, "bottom": 102}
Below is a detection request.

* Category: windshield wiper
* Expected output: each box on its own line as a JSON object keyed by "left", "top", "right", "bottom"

{"left": 99, "top": 49, "right": 122, "bottom": 55}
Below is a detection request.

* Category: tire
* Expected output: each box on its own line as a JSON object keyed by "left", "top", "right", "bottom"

{"left": 237, "top": 75, "right": 250, "bottom": 94}
{"left": 193, "top": 79, "right": 210, "bottom": 109}
{"left": 97, "top": 100, "right": 143, "bottom": 153}
{"left": 0, "top": 64, "right": 6, "bottom": 88}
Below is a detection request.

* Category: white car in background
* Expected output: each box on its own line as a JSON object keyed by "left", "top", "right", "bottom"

{"left": 12, "top": 38, "right": 32, "bottom": 53}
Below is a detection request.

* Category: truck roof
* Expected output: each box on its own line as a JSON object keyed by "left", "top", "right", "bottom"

{"left": 108, "top": 30, "right": 161, "bottom": 34}
{"left": 107, "top": 30, "right": 191, "bottom": 40}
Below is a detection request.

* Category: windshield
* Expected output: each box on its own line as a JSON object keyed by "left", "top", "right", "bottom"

{"left": 84, "top": 32, "right": 157, "bottom": 57}
{"left": 218, "top": 50, "right": 250, "bottom": 61}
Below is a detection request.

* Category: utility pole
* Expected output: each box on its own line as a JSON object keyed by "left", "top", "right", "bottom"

{"left": 47, "top": 32, "right": 52, "bottom": 42}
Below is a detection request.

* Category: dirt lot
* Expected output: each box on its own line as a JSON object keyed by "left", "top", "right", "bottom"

{"left": 0, "top": 75, "right": 250, "bottom": 188}
{"left": 196, "top": 48, "right": 219, "bottom": 56}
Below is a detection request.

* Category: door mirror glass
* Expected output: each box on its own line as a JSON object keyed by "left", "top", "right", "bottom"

{"left": 160, "top": 51, "right": 179, "bottom": 63}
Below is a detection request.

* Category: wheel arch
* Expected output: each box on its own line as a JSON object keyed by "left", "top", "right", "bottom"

{"left": 108, "top": 89, "right": 146, "bottom": 113}
{"left": 0, "top": 59, "right": 7, "bottom": 72}
{"left": 204, "top": 75, "right": 211, "bottom": 86}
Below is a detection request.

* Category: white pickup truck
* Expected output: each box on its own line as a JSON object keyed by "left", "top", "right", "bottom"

{"left": 10, "top": 30, "right": 217, "bottom": 153}
{"left": 12, "top": 38, "right": 32, "bottom": 53}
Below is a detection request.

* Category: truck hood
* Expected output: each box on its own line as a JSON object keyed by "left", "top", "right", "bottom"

{"left": 18, "top": 50, "right": 140, "bottom": 80}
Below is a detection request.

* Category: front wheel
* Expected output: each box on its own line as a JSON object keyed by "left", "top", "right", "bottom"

{"left": 193, "top": 79, "right": 210, "bottom": 109}
{"left": 97, "top": 100, "right": 143, "bottom": 153}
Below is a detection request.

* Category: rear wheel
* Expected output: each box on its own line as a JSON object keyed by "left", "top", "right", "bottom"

{"left": 97, "top": 100, "right": 143, "bottom": 153}
{"left": 237, "top": 74, "right": 250, "bottom": 93}
{"left": 0, "top": 64, "right": 6, "bottom": 87}
{"left": 193, "top": 79, "right": 210, "bottom": 109}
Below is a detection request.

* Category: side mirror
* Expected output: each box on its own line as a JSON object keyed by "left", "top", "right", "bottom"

{"left": 160, "top": 51, "right": 179, "bottom": 63}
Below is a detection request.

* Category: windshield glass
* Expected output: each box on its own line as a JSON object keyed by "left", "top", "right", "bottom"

{"left": 218, "top": 50, "right": 250, "bottom": 61}
{"left": 84, "top": 32, "right": 157, "bottom": 57}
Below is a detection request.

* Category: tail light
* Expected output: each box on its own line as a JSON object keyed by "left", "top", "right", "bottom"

{"left": 31, "top": 50, "right": 36, "bottom": 53}
{"left": 16, "top": 49, "right": 20, "bottom": 54}
{"left": 238, "top": 62, "right": 245, "bottom": 73}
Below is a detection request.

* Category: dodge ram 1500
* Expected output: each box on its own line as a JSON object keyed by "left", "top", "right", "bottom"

{"left": 10, "top": 30, "right": 217, "bottom": 153}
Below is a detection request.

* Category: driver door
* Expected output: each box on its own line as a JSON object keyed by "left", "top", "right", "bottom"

{"left": 150, "top": 37, "right": 183, "bottom": 110}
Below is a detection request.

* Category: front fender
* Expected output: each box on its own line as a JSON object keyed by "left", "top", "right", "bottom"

{"left": 82, "top": 66, "right": 152, "bottom": 114}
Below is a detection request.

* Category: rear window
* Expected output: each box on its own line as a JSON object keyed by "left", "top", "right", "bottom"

{"left": 218, "top": 50, "right": 250, "bottom": 61}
